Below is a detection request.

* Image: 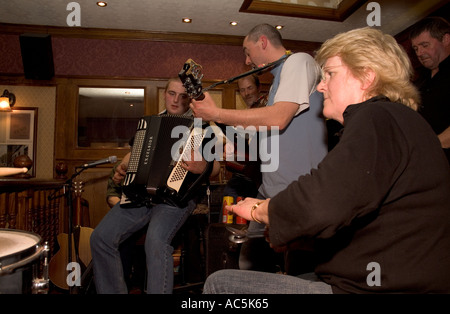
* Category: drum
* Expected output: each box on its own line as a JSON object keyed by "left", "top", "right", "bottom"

{"left": 0, "top": 229, "right": 47, "bottom": 294}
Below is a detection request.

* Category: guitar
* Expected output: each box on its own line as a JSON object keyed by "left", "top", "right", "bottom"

{"left": 179, "top": 59, "right": 206, "bottom": 101}
{"left": 49, "top": 181, "right": 94, "bottom": 291}
{"left": 179, "top": 59, "right": 261, "bottom": 184}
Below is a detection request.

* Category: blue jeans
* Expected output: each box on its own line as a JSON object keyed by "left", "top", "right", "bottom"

{"left": 203, "top": 270, "right": 333, "bottom": 294}
{"left": 90, "top": 200, "right": 195, "bottom": 294}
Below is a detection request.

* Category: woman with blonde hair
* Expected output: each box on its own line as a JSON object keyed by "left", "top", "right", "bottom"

{"left": 315, "top": 27, "right": 420, "bottom": 111}
{"left": 203, "top": 27, "right": 450, "bottom": 294}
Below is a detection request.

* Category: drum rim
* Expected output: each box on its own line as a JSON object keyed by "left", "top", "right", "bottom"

{"left": 0, "top": 229, "right": 42, "bottom": 270}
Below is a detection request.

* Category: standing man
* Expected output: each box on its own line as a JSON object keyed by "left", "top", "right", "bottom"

{"left": 410, "top": 17, "right": 450, "bottom": 164}
{"left": 91, "top": 77, "right": 220, "bottom": 294}
{"left": 191, "top": 24, "right": 328, "bottom": 273}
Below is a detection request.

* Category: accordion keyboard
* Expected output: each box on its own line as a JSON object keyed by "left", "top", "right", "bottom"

{"left": 123, "top": 118, "right": 147, "bottom": 187}
{"left": 167, "top": 126, "right": 206, "bottom": 192}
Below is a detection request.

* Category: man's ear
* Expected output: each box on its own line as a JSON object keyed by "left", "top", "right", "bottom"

{"left": 259, "top": 35, "right": 268, "bottom": 50}
{"left": 442, "top": 33, "right": 450, "bottom": 48}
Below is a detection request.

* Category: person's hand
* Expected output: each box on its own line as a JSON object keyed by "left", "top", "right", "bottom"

{"left": 112, "top": 153, "right": 130, "bottom": 184}
{"left": 190, "top": 92, "right": 221, "bottom": 122}
{"left": 180, "top": 149, "right": 208, "bottom": 174}
{"left": 112, "top": 162, "right": 127, "bottom": 184}
{"left": 225, "top": 197, "right": 270, "bottom": 225}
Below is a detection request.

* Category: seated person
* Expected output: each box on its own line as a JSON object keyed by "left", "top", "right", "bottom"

{"left": 91, "top": 77, "right": 220, "bottom": 294}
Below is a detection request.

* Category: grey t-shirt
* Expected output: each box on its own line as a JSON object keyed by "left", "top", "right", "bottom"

{"left": 259, "top": 52, "right": 328, "bottom": 198}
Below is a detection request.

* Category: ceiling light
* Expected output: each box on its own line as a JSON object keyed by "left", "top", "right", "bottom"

{"left": 97, "top": 1, "right": 107, "bottom": 7}
{"left": 182, "top": 18, "right": 192, "bottom": 23}
{"left": 230, "top": 21, "right": 238, "bottom": 26}
{"left": 275, "top": 25, "right": 284, "bottom": 30}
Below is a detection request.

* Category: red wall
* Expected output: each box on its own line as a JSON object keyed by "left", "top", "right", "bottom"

{"left": 0, "top": 34, "right": 251, "bottom": 80}
{"left": 0, "top": 32, "right": 422, "bottom": 82}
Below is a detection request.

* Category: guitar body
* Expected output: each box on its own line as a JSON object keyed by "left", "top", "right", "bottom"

{"left": 49, "top": 181, "right": 93, "bottom": 292}
{"left": 48, "top": 227, "right": 93, "bottom": 290}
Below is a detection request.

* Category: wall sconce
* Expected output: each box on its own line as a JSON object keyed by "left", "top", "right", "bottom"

{"left": 0, "top": 90, "right": 16, "bottom": 111}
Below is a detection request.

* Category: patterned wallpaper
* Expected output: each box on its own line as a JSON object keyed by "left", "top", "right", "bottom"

{"left": 0, "top": 35, "right": 23, "bottom": 74}
{"left": 0, "top": 84, "right": 56, "bottom": 179}
{"left": 0, "top": 34, "right": 250, "bottom": 79}
{"left": 0, "top": 32, "right": 416, "bottom": 79}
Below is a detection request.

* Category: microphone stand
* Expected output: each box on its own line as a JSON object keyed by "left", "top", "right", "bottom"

{"left": 203, "top": 51, "right": 292, "bottom": 92}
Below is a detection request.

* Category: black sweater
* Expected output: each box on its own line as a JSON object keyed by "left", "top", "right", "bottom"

{"left": 416, "top": 55, "right": 450, "bottom": 164}
{"left": 269, "top": 97, "right": 450, "bottom": 293}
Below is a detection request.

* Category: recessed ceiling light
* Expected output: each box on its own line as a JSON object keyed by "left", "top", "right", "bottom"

{"left": 230, "top": 21, "right": 238, "bottom": 26}
{"left": 182, "top": 18, "right": 192, "bottom": 23}
{"left": 276, "top": 25, "right": 284, "bottom": 30}
{"left": 97, "top": 1, "right": 107, "bottom": 7}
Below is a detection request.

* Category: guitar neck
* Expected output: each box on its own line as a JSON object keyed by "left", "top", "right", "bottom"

{"left": 73, "top": 181, "right": 86, "bottom": 227}
{"left": 75, "top": 196, "right": 82, "bottom": 227}
{"left": 194, "top": 92, "right": 205, "bottom": 100}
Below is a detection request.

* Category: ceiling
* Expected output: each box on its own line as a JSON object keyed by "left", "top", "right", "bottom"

{"left": 0, "top": 0, "right": 447, "bottom": 43}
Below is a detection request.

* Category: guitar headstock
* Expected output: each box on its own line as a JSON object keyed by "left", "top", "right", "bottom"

{"left": 179, "top": 59, "right": 204, "bottom": 100}
{"left": 73, "top": 181, "right": 84, "bottom": 197}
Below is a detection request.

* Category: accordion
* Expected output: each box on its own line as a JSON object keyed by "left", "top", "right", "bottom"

{"left": 121, "top": 114, "right": 215, "bottom": 208}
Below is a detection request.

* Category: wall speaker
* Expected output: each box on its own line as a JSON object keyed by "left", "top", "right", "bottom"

{"left": 19, "top": 33, "right": 55, "bottom": 80}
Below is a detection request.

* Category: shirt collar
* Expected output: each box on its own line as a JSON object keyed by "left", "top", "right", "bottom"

{"left": 343, "top": 95, "right": 389, "bottom": 119}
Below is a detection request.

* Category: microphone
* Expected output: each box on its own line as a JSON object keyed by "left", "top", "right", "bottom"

{"left": 80, "top": 156, "right": 117, "bottom": 169}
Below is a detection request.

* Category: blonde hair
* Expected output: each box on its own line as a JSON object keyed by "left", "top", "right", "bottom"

{"left": 315, "top": 27, "right": 419, "bottom": 110}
